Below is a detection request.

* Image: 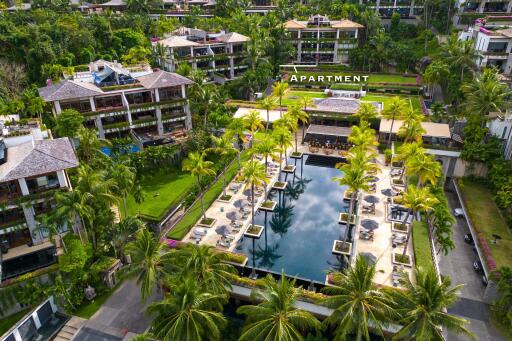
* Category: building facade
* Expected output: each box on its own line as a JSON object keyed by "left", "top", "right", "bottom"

{"left": 453, "top": 0, "right": 512, "bottom": 26}
{"left": 0, "top": 120, "right": 79, "bottom": 282}
{"left": 284, "top": 15, "right": 363, "bottom": 64}
{"left": 38, "top": 60, "right": 194, "bottom": 145}
{"left": 359, "top": 0, "right": 423, "bottom": 18}
{"left": 155, "top": 28, "right": 249, "bottom": 82}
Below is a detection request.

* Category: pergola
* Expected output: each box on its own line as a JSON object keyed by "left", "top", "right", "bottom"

{"left": 305, "top": 124, "right": 353, "bottom": 143}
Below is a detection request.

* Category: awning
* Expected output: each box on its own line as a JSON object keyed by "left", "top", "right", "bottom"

{"left": 306, "top": 124, "right": 352, "bottom": 137}
{"left": 379, "top": 119, "right": 451, "bottom": 138}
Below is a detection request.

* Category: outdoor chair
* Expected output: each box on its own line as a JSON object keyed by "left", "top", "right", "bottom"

{"left": 216, "top": 239, "right": 230, "bottom": 248}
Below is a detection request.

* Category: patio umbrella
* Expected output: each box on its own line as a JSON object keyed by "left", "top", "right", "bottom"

{"left": 381, "top": 188, "right": 397, "bottom": 197}
{"left": 226, "top": 210, "right": 243, "bottom": 221}
{"left": 216, "top": 225, "right": 232, "bottom": 236}
{"left": 359, "top": 252, "right": 377, "bottom": 265}
{"left": 364, "top": 195, "right": 380, "bottom": 204}
{"left": 233, "top": 199, "right": 250, "bottom": 208}
{"left": 360, "top": 219, "right": 379, "bottom": 231}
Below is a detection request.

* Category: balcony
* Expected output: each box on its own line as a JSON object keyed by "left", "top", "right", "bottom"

{"left": 83, "top": 98, "right": 187, "bottom": 118}
{"left": 1, "top": 241, "right": 57, "bottom": 280}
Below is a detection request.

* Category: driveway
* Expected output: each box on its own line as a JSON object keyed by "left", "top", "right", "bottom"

{"left": 439, "top": 188, "right": 505, "bottom": 341}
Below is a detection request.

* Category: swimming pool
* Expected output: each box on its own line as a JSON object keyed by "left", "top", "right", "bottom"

{"left": 235, "top": 154, "right": 350, "bottom": 283}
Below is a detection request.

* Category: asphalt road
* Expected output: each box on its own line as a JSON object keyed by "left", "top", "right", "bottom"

{"left": 439, "top": 188, "right": 505, "bottom": 341}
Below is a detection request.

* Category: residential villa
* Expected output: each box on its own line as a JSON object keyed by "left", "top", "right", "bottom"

{"left": 453, "top": 0, "right": 512, "bottom": 26}
{"left": 0, "top": 119, "right": 79, "bottom": 282}
{"left": 38, "top": 60, "right": 194, "bottom": 146}
{"left": 284, "top": 15, "right": 364, "bottom": 64}
{"left": 155, "top": 28, "right": 250, "bottom": 83}
{"left": 359, "top": 0, "right": 423, "bottom": 19}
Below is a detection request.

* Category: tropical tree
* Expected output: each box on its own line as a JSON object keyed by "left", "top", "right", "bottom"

{"left": 207, "top": 135, "right": 237, "bottom": 196}
{"left": 253, "top": 135, "right": 277, "bottom": 174}
{"left": 240, "top": 160, "right": 269, "bottom": 229}
{"left": 288, "top": 105, "right": 309, "bottom": 152}
{"left": 423, "top": 61, "right": 449, "bottom": 100}
{"left": 226, "top": 117, "right": 248, "bottom": 153}
{"left": 126, "top": 228, "right": 168, "bottom": 300}
{"left": 298, "top": 96, "right": 315, "bottom": 141}
{"left": 182, "top": 152, "right": 216, "bottom": 221}
{"left": 245, "top": 109, "right": 265, "bottom": 137}
{"left": 381, "top": 97, "right": 407, "bottom": 147}
{"left": 272, "top": 81, "right": 289, "bottom": 118}
{"left": 147, "top": 275, "right": 227, "bottom": 341}
{"left": 272, "top": 127, "right": 293, "bottom": 179}
{"left": 172, "top": 244, "right": 237, "bottom": 295}
{"left": 395, "top": 142, "right": 425, "bottom": 181}
{"left": 53, "top": 190, "right": 91, "bottom": 243}
{"left": 35, "top": 213, "right": 68, "bottom": 253}
{"left": 258, "top": 95, "right": 277, "bottom": 132}
{"left": 354, "top": 102, "right": 378, "bottom": 124}
{"left": 111, "top": 162, "right": 136, "bottom": 216}
{"left": 400, "top": 185, "right": 439, "bottom": 257}
{"left": 322, "top": 256, "right": 397, "bottom": 341}
{"left": 348, "top": 124, "right": 378, "bottom": 154}
{"left": 108, "top": 216, "right": 144, "bottom": 259}
{"left": 443, "top": 36, "right": 480, "bottom": 82}
{"left": 237, "top": 272, "right": 321, "bottom": 341}
{"left": 391, "top": 267, "right": 474, "bottom": 340}
{"left": 54, "top": 109, "right": 84, "bottom": 139}
{"left": 76, "top": 127, "right": 111, "bottom": 164}
{"left": 406, "top": 153, "right": 442, "bottom": 187}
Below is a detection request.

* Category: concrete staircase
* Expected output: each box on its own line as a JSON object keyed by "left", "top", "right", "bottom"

{"left": 53, "top": 316, "right": 86, "bottom": 341}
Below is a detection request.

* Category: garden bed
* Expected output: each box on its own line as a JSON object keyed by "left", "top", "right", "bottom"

{"left": 392, "top": 222, "right": 409, "bottom": 234}
{"left": 412, "top": 221, "right": 434, "bottom": 271}
{"left": 332, "top": 240, "right": 352, "bottom": 256}
{"left": 290, "top": 151, "right": 303, "bottom": 158}
{"left": 282, "top": 165, "right": 296, "bottom": 173}
{"left": 259, "top": 200, "right": 277, "bottom": 212}
{"left": 272, "top": 181, "right": 288, "bottom": 190}
{"left": 392, "top": 178, "right": 405, "bottom": 186}
{"left": 244, "top": 224, "right": 264, "bottom": 238}
{"left": 197, "top": 217, "right": 216, "bottom": 228}
{"left": 393, "top": 253, "right": 412, "bottom": 267}
{"left": 218, "top": 194, "right": 233, "bottom": 203}
{"left": 343, "top": 191, "right": 354, "bottom": 202}
{"left": 338, "top": 212, "right": 356, "bottom": 225}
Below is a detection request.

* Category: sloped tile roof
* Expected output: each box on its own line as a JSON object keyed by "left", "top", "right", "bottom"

{"left": 216, "top": 32, "right": 249, "bottom": 43}
{"left": 158, "top": 36, "right": 201, "bottom": 48}
{"left": 284, "top": 20, "right": 307, "bottom": 29}
{"left": 38, "top": 80, "right": 102, "bottom": 102}
{"left": 137, "top": 70, "right": 194, "bottom": 89}
{"left": 0, "top": 138, "right": 79, "bottom": 182}
{"left": 331, "top": 19, "right": 364, "bottom": 29}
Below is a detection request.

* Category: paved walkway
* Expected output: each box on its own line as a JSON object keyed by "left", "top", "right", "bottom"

{"left": 439, "top": 189, "right": 505, "bottom": 341}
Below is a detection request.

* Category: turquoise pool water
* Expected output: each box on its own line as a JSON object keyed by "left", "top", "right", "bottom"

{"left": 235, "top": 155, "right": 350, "bottom": 282}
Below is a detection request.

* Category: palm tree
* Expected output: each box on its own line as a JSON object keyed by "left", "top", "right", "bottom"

{"left": 348, "top": 124, "right": 378, "bottom": 154}
{"left": 397, "top": 117, "right": 426, "bottom": 143}
{"left": 76, "top": 127, "right": 111, "bottom": 164}
{"left": 35, "top": 214, "right": 68, "bottom": 253}
{"left": 392, "top": 267, "right": 475, "bottom": 340}
{"left": 126, "top": 228, "right": 168, "bottom": 300}
{"left": 240, "top": 160, "right": 269, "bottom": 230}
{"left": 182, "top": 152, "right": 216, "bottom": 221}
{"left": 423, "top": 61, "right": 449, "bottom": 100}
{"left": 272, "top": 127, "right": 293, "bottom": 179}
{"left": 381, "top": 97, "right": 407, "bottom": 148}
{"left": 172, "top": 244, "right": 236, "bottom": 295}
{"left": 245, "top": 110, "right": 265, "bottom": 143}
{"left": 288, "top": 105, "right": 309, "bottom": 152}
{"left": 53, "top": 190, "right": 91, "bottom": 243}
{"left": 258, "top": 95, "right": 277, "bottom": 132}
{"left": 253, "top": 135, "right": 277, "bottom": 174}
{"left": 443, "top": 36, "right": 480, "bottom": 82}
{"left": 322, "top": 256, "right": 397, "bottom": 341}
{"left": 406, "top": 153, "right": 442, "bottom": 187}
{"left": 395, "top": 142, "right": 425, "bottom": 182}
{"left": 271, "top": 81, "right": 289, "bottom": 118}
{"left": 400, "top": 185, "right": 439, "bottom": 257}
{"left": 111, "top": 162, "right": 136, "bottom": 216}
{"left": 355, "top": 102, "right": 378, "bottom": 125}
{"left": 226, "top": 117, "right": 248, "bottom": 153}
{"left": 237, "top": 272, "right": 321, "bottom": 341}
{"left": 147, "top": 275, "right": 227, "bottom": 341}
{"left": 298, "top": 96, "right": 315, "bottom": 142}
{"left": 207, "top": 135, "right": 237, "bottom": 196}
{"left": 109, "top": 217, "right": 144, "bottom": 258}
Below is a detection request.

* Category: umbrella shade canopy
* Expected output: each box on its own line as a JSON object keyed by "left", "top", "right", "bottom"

{"left": 216, "top": 225, "right": 232, "bottom": 236}
{"left": 381, "top": 188, "right": 397, "bottom": 197}
{"left": 233, "top": 198, "right": 250, "bottom": 208}
{"left": 226, "top": 210, "right": 243, "bottom": 221}
{"left": 360, "top": 219, "right": 379, "bottom": 231}
{"left": 364, "top": 195, "right": 380, "bottom": 204}
{"left": 359, "top": 252, "right": 377, "bottom": 265}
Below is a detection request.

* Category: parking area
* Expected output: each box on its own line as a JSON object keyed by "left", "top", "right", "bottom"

{"left": 439, "top": 187, "right": 505, "bottom": 341}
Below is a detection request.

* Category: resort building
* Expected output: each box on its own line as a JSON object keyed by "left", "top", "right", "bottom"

{"left": 155, "top": 28, "right": 250, "bottom": 82}
{"left": 487, "top": 113, "right": 512, "bottom": 159}
{"left": 284, "top": 15, "right": 364, "bottom": 64}
{"left": 359, "top": 0, "right": 423, "bottom": 19}
{"left": 459, "top": 22, "right": 512, "bottom": 73}
{"left": 0, "top": 119, "right": 79, "bottom": 282}
{"left": 38, "top": 60, "right": 194, "bottom": 146}
{"left": 453, "top": 0, "right": 512, "bottom": 26}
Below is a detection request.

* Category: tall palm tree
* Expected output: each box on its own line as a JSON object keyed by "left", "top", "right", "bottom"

{"left": 226, "top": 117, "right": 248, "bottom": 153}
{"left": 245, "top": 110, "right": 265, "bottom": 144}
{"left": 400, "top": 185, "right": 439, "bottom": 257}
{"left": 397, "top": 117, "right": 426, "bottom": 143}
{"left": 207, "top": 135, "right": 237, "bottom": 196}
{"left": 392, "top": 267, "right": 475, "bottom": 340}
{"left": 406, "top": 153, "right": 442, "bottom": 187}
{"left": 147, "top": 275, "right": 227, "bottom": 341}
{"left": 76, "top": 127, "right": 111, "bottom": 164}
{"left": 111, "top": 162, "right": 136, "bottom": 216}
{"left": 271, "top": 81, "right": 289, "bottom": 118}
{"left": 182, "top": 152, "right": 216, "bottom": 221}
{"left": 35, "top": 213, "right": 68, "bottom": 253}
{"left": 109, "top": 216, "right": 144, "bottom": 258}
{"left": 126, "top": 228, "right": 168, "bottom": 300}
{"left": 395, "top": 142, "right": 425, "bottom": 181}
{"left": 172, "top": 244, "right": 236, "bottom": 295}
{"left": 237, "top": 272, "right": 321, "bottom": 341}
{"left": 53, "top": 189, "right": 91, "bottom": 243}
{"left": 240, "top": 160, "right": 269, "bottom": 230}
{"left": 298, "top": 96, "right": 315, "bottom": 142}
{"left": 272, "top": 127, "right": 293, "bottom": 179}
{"left": 348, "top": 124, "right": 378, "bottom": 154}
{"left": 253, "top": 135, "right": 277, "bottom": 174}
{"left": 258, "top": 95, "right": 277, "bottom": 132}
{"left": 443, "top": 36, "right": 480, "bottom": 82}
{"left": 423, "top": 61, "right": 449, "bottom": 100}
{"left": 355, "top": 102, "right": 378, "bottom": 125}
{"left": 381, "top": 97, "right": 407, "bottom": 148}
{"left": 288, "top": 105, "right": 309, "bottom": 152}
{"left": 322, "top": 256, "right": 397, "bottom": 341}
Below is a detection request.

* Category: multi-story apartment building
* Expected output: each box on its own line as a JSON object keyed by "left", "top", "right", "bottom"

{"left": 0, "top": 119, "right": 79, "bottom": 282}
{"left": 459, "top": 22, "right": 512, "bottom": 73}
{"left": 155, "top": 28, "right": 249, "bottom": 82}
{"left": 453, "top": 0, "right": 512, "bottom": 26}
{"left": 359, "top": 0, "right": 423, "bottom": 18}
{"left": 284, "top": 15, "right": 363, "bottom": 64}
{"left": 38, "top": 60, "right": 194, "bottom": 146}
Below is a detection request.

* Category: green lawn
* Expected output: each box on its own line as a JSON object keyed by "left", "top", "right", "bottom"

{"left": 284, "top": 71, "right": 418, "bottom": 84}
{"left": 281, "top": 90, "right": 327, "bottom": 106}
{"left": 412, "top": 221, "right": 434, "bottom": 272}
{"left": 168, "top": 151, "right": 251, "bottom": 240}
{"left": 74, "top": 280, "right": 124, "bottom": 319}
{"left": 0, "top": 309, "right": 30, "bottom": 335}
{"left": 458, "top": 178, "right": 512, "bottom": 270}
{"left": 125, "top": 168, "right": 195, "bottom": 221}
{"left": 362, "top": 93, "right": 421, "bottom": 113}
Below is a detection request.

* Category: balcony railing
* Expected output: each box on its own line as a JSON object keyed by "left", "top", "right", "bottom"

{"left": 83, "top": 98, "right": 187, "bottom": 118}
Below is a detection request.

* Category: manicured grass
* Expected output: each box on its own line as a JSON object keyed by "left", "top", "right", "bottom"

{"left": 74, "top": 280, "right": 124, "bottom": 319}
{"left": 458, "top": 178, "right": 512, "bottom": 270}
{"left": 281, "top": 90, "right": 327, "bottom": 106}
{"left": 168, "top": 151, "right": 251, "bottom": 240}
{"left": 125, "top": 168, "right": 195, "bottom": 221}
{"left": 0, "top": 309, "right": 30, "bottom": 335}
{"left": 362, "top": 93, "right": 421, "bottom": 113}
{"left": 412, "top": 221, "right": 434, "bottom": 272}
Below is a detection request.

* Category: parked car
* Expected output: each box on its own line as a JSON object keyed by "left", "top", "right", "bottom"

{"left": 464, "top": 233, "right": 474, "bottom": 244}
{"left": 454, "top": 208, "right": 464, "bottom": 217}
{"left": 473, "top": 260, "right": 483, "bottom": 273}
